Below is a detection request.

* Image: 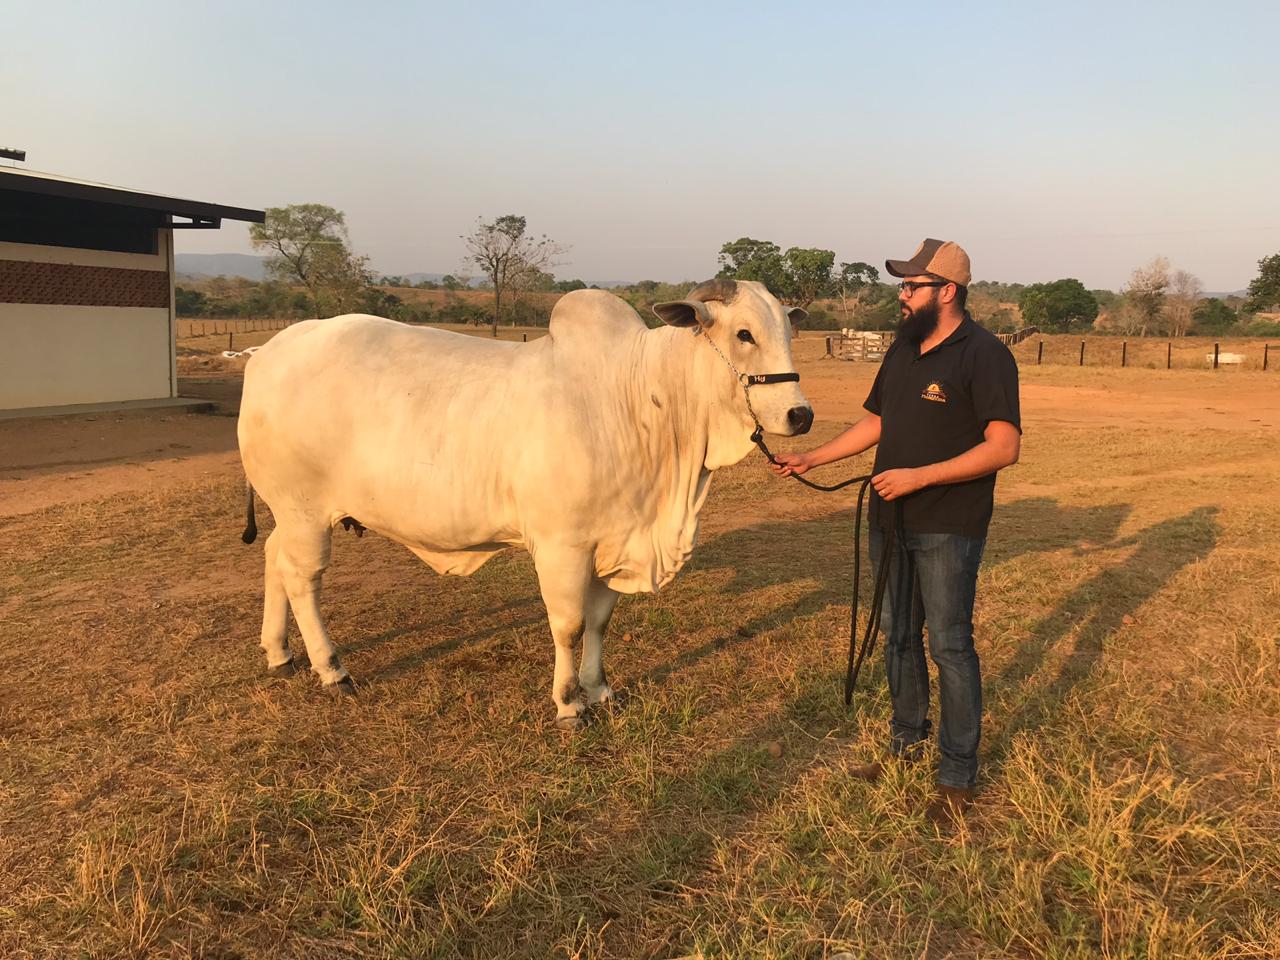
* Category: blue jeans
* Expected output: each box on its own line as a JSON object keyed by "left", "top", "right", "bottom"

{"left": 868, "top": 526, "right": 986, "bottom": 789}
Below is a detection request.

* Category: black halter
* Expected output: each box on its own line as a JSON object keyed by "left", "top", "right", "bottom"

{"left": 741, "top": 372, "right": 800, "bottom": 387}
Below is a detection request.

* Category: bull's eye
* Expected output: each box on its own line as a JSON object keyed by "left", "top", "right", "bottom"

{"left": 736, "top": 329, "right": 756, "bottom": 345}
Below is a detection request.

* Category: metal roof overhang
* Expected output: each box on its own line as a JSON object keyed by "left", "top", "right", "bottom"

{"left": 0, "top": 167, "right": 265, "bottom": 229}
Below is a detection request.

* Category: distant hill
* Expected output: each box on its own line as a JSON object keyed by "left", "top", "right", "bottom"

{"left": 176, "top": 253, "right": 266, "bottom": 281}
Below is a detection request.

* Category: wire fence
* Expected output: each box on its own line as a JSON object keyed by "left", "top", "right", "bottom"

{"left": 1011, "top": 336, "right": 1278, "bottom": 372}
{"left": 176, "top": 317, "right": 297, "bottom": 337}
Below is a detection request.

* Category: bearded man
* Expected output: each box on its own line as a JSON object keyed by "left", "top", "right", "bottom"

{"left": 770, "top": 239, "right": 1021, "bottom": 827}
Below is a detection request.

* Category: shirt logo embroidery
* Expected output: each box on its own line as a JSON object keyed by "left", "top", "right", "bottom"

{"left": 922, "top": 380, "right": 948, "bottom": 403}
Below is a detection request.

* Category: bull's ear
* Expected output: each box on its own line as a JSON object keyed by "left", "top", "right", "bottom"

{"left": 653, "top": 300, "right": 713, "bottom": 329}
{"left": 787, "top": 306, "right": 808, "bottom": 333}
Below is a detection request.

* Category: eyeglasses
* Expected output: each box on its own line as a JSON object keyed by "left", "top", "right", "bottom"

{"left": 898, "top": 280, "right": 948, "bottom": 295}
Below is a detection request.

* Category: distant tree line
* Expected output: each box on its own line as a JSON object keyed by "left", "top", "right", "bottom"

{"left": 711, "top": 235, "right": 1280, "bottom": 337}
{"left": 181, "top": 205, "right": 1280, "bottom": 338}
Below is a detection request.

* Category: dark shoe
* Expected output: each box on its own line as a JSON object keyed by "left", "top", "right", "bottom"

{"left": 925, "top": 785, "right": 976, "bottom": 829}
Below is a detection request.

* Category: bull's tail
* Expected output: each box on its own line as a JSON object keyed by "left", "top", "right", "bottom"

{"left": 242, "top": 480, "right": 258, "bottom": 544}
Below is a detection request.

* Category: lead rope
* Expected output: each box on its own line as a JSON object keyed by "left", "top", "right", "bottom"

{"left": 752, "top": 426, "right": 906, "bottom": 705}
{"left": 696, "top": 328, "right": 907, "bottom": 705}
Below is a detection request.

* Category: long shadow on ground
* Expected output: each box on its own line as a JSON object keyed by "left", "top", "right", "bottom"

{"left": 986, "top": 505, "right": 1220, "bottom": 761}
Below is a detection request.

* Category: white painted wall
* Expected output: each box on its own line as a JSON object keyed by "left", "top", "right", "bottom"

{"left": 0, "top": 303, "right": 172, "bottom": 408}
{"left": 0, "top": 236, "right": 175, "bottom": 411}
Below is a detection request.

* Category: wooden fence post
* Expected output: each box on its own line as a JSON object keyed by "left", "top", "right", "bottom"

{"left": 229, "top": 332, "right": 234, "bottom": 352}
{"left": 1121, "top": 340, "right": 1127, "bottom": 368}
{"left": 1037, "top": 341, "right": 1043, "bottom": 365}
{"left": 1079, "top": 339, "right": 1085, "bottom": 367}
{"left": 1214, "top": 342, "right": 1220, "bottom": 370}
{"left": 1266, "top": 343, "right": 1271, "bottom": 371}
{"left": 1167, "top": 342, "right": 1172, "bottom": 369}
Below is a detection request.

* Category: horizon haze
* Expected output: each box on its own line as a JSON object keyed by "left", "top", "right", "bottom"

{"left": 5, "top": 1, "right": 1279, "bottom": 291}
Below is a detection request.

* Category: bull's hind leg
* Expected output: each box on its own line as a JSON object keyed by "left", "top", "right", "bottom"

{"left": 579, "top": 578, "right": 620, "bottom": 706}
{"left": 532, "top": 546, "right": 594, "bottom": 730}
{"left": 275, "top": 520, "right": 354, "bottom": 693}
{"left": 260, "top": 530, "right": 295, "bottom": 676}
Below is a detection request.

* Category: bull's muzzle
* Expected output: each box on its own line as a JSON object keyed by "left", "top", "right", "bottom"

{"left": 787, "top": 405, "right": 814, "bottom": 435}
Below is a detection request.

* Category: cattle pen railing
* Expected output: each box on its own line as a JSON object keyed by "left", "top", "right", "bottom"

{"left": 823, "top": 331, "right": 894, "bottom": 361}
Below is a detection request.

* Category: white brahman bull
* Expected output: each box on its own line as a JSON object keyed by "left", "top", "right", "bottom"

{"left": 237, "top": 279, "right": 812, "bottom": 728}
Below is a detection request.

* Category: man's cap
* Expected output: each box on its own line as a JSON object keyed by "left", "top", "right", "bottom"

{"left": 885, "top": 238, "right": 971, "bottom": 287}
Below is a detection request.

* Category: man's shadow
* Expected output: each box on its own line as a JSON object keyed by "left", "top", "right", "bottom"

{"left": 985, "top": 496, "right": 1132, "bottom": 563}
{"left": 985, "top": 504, "right": 1220, "bottom": 761}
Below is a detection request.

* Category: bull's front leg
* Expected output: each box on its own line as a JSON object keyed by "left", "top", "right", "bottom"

{"left": 532, "top": 545, "right": 594, "bottom": 731}
{"left": 579, "top": 577, "right": 620, "bottom": 706}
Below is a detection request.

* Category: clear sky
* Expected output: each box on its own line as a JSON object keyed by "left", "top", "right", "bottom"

{"left": 6, "top": 0, "right": 1279, "bottom": 291}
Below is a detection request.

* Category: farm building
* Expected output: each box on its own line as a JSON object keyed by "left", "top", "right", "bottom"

{"left": 0, "top": 164, "right": 263, "bottom": 413}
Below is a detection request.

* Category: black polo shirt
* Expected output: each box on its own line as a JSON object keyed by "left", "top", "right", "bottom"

{"left": 864, "top": 313, "right": 1020, "bottom": 537}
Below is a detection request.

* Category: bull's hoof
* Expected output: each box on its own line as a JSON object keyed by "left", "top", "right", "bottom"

{"left": 327, "top": 677, "right": 357, "bottom": 698}
{"left": 555, "top": 714, "right": 585, "bottom": 733}
{"left": 267, "top": 659, "right": 297, "bottom": 679}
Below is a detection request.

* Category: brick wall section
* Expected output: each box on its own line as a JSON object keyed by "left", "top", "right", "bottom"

{"left": 0, "top": 260, "right": 170, "bottom": 307}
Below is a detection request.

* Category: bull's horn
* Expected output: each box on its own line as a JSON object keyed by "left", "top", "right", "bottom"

{"left": 686, "top": 279, "right": 739, "bottom": 304}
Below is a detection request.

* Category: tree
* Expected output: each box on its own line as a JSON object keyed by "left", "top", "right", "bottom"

{"left": 1245, "top": 252, "right": 1280, "bottom": 313}
{"left": 250, "top": 204, "right": 356, "bottom": 315}
{"left": 777, "top": 247, "right": 833, "bottom": 309}
{"left": 716, "top": 238, "right": 838, "bottom": 307}
{"left": 1016, "top": 278, "right": 1099, "bottom": 332}
{"left": 832, "top": 261, "right": 879, "bottom": 324}
{"left": 1192, "top": 298, "right": 1236, "bottom": 335}
{"left": 174, "top": 286, "right": 208, "bottom": 317}
{"left": 971, "top": 280, "right": 1025, "bottom": 302}
{"left": 716, "top": 237, "right": 786, "bottom": 293}
{"left": 507, "top": 265, "right": 557, "bottom": 326}
{"left": 1122, "top": 257, "right": 1171, "bottom": 336}
{"left": 1091, "top": 288, "right": 1121, "bottom": 311}
{"left": 1164, "top": 269, "right": 1202, "bottom": 337}
{"left": 440, "top": 274, "right": 466, "bottom": 291}
{"left": 968, "top": 287, "right": 1016, "bottom": 332}
{"left": 462, "top": 215, "right": 566, "bottom": 337}
{"left": 311, "top": 243, "right": 375, "bottom": 315}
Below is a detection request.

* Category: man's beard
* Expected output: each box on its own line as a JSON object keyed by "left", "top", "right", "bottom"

{"left": 898, "top": 298, "right": 941, "bottom": 344}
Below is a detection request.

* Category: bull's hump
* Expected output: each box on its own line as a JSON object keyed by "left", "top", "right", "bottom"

{"left": 547, "top": 289, "right": 646, "bottom": 345}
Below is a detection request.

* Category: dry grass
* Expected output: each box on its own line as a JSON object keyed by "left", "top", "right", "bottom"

{"left": 1, "top": 361, "right": 1278, "bottom": 959}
